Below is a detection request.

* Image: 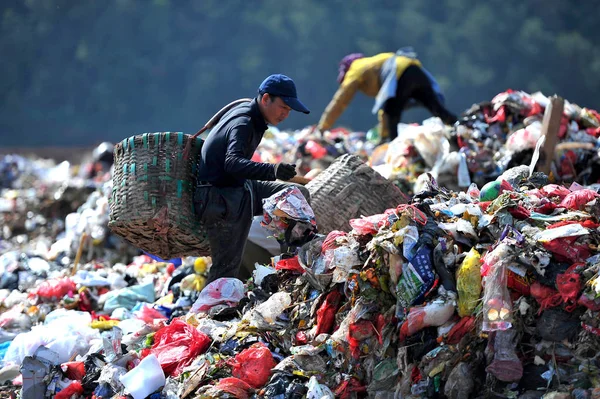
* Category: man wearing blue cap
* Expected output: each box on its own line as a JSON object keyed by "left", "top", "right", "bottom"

{"left": 194, "top": 74, "right": 311, "bottom": 284}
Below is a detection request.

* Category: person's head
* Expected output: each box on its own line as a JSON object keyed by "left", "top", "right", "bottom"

{"left": 337, "top": 53, "right": 364, "bottom": 84}
{"left": 257, "top": 74, "right": 310, "bottom": 126}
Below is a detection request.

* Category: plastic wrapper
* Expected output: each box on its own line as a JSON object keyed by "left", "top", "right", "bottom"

{"left": 396, "top": 245, "right": 436, "bottom": 307}
{"left": 481, "top": 243, "right": 513, "bottom": 331}
{"left": 150, "top": 319, "right": 210, "bottom": 376}
{"left": 101, "top": 327, "right": 123, "bottom": 363}
{"left": 456, "top": 248, "right": 481, "bottom": 317}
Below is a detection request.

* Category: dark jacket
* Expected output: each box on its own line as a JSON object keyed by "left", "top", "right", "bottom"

{"left": 196, "top": 98, "right": 276, "bottom": 187}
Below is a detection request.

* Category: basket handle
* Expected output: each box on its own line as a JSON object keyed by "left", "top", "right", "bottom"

{"left": 183, "top": 98, "right": 253, "bottom": 161}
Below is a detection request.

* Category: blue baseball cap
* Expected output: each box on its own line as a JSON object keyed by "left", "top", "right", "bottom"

{"left": 258, "top": 74, "right": 310, "bottom": 114}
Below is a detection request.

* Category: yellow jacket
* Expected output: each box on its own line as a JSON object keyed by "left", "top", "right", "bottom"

{"left": 317, "top": 53, "right": 422, "bottom": 132}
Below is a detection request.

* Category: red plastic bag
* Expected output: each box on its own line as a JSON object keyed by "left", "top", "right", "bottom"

{"left": 305, "top": 140, "right": 327, "bottom": 159}
{"left": 348, "top": 320, "right": 375, "bottom": 359}
{"left": 274, "top": 256, "right": 304, "bottom": 274}
{"left": 349, "top": 209, "right": 395, "bottom": 235}
{"left": 334, "top": 377, "right": 367, "bottom": 399}
{"left": 321, "top": 230, "right": 347, "bottom": 253}
{"left": 35, "top": 278, "right": 76, "bottom": 300}
{"left": 62, "top": 361, "right": 86, "bottom": 380}
{"left": 228, "top": 343, "right": 276, "bottom": 389}
{"left": 442, "top": 316, "right": 476, "bottom": 345}
{"left": 315, "top": 290, "right": 342, "bottom": 336}
{"left": 559, "top": 189, "right": 598, "bottom": 210}
{"left": 135, "top": 305, "right": 168, "bottom": 323}
{"left": 543, "top": 236, "right": 590, "bottom": 264}
{"left": 530, "top": 282, "right": 557, "bottom": 306}
{"left": 215, "top": 377, "right": 253, "bottom": 399}
{"left": 540, "top": 184, "right": 571, "bottom": 200}
{"left": 55, "top": 381, "right": 84, "bottom": 399}
{"left": 151, "top": 319, "right": 211, "bottom": 376}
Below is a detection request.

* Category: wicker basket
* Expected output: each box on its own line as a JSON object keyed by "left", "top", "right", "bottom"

{"left": 109, "top": 132, "right": 210, "bottom": 259}
{"left": 306, "top": 154, "right": 405, "bottom": 233}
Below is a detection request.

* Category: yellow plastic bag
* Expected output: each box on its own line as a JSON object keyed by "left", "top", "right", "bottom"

{"left": 456, "top": 248, "right": 482, "bottom": 317}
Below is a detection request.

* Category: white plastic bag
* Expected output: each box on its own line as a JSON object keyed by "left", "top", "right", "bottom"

{"left": 190, "top": 278, "right": 245, "bottom": 314}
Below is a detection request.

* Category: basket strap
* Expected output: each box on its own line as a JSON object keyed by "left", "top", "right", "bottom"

{"left": 191, "top": 98, "right": 253, "bottom": 139}
{"left": 183, "top": 98, "right": 253, "bottom": 161}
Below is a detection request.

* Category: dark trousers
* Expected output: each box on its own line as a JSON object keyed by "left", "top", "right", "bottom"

{"left": 383, "top": 65, "right": 457, "bottom": 141}
{"left": 193, "top": 180, "right": 310, "bottom": 284}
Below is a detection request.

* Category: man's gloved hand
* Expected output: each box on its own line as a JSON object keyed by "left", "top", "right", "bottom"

{"left": 274, "top": 163, "right": 297, "bottom": 181}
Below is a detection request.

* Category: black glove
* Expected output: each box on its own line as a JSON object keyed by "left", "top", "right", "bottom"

{"left": 274, "top": 163, "right": 297, "bottom": 181}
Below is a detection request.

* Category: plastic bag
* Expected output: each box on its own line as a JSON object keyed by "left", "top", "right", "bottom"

{"left": 103, "top": 282, "right": 156, "bottom": 312}
{"left": 253, "top": 264, "right": 276, "bottom": 286}
{"left": 150, "top": 319, "right": 210, "bottom": 376}
{"left": 62, "top": 361, "right": 86, "bottom": 381}
{"left": 536, "top": 308, "right": 581, "bottom": 342}
{"left": 560, "top": 189, "right": 598, "bottom": 210}
{"left": 190, "top": 278, "right": 245, "bottom": 314}
{"left": 399, "top": 293, "right": 455, "bottom": 341}
{"left": 541, "top": 184, "right": 571, "bottom": 200}
{"left": 321, "top": 230, "right": 347, "bottom": 253}
{"left": 307, "top": 376, "right": 335, "bottom": 399}
{"left": 261, "top": 186, "right": 317, "bottom": 244}
{"left": 228, "top": 343, "right": 276, "bottom": 389}
{"left": 349, "top": 211, "right": 393, "bottom": 235}
{"left": 215, "top": 377, "right": 253, "bottom": 399}
{"left": 481, "top": 243, "right": 513, "bottom": 331}
{"left": 55, "top": 381, "right": 84, "bottom": 399}
{"left": 134, "top": 305, "right": 168, "bottom": 324}
{"left": 456, "top": 248, "right": 481, "bottom": 317}
{"left": 119, "top": 354, "right": 165, "bottom": 399}
{"left": 275, "top": 256, "right": 304, "bottom": 274}
{"left": 505, "top": 122, "right": 542, "bottom": 153}
{"left": 245, "top": 292, "right": 291, "bottom": 327}
{"left": 315, "top": 290, "right": 343, "bottom": 336}
{"left": 35, "top": 278, "right": 77, "bottom": 300}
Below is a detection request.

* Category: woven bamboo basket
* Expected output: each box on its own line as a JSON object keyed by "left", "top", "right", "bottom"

{"left": 306, "top": 154, "right": 405, "bottom": 233}
{"left": 109, "top": 132, "right": 209, "bottom": 259}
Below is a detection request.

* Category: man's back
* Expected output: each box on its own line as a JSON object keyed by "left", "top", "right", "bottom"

{"left": 196, "top": 99, "right": 271, "bottom": 187}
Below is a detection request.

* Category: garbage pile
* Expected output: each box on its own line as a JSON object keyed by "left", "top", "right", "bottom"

{"left": 368, "top": 90, "right": 600, "bottom": 196}
{"left": 253, "top": 126, "right": 375, "bottom": 179}
{"left": 4, "top": 162, "right": 600, "bottom": 398}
